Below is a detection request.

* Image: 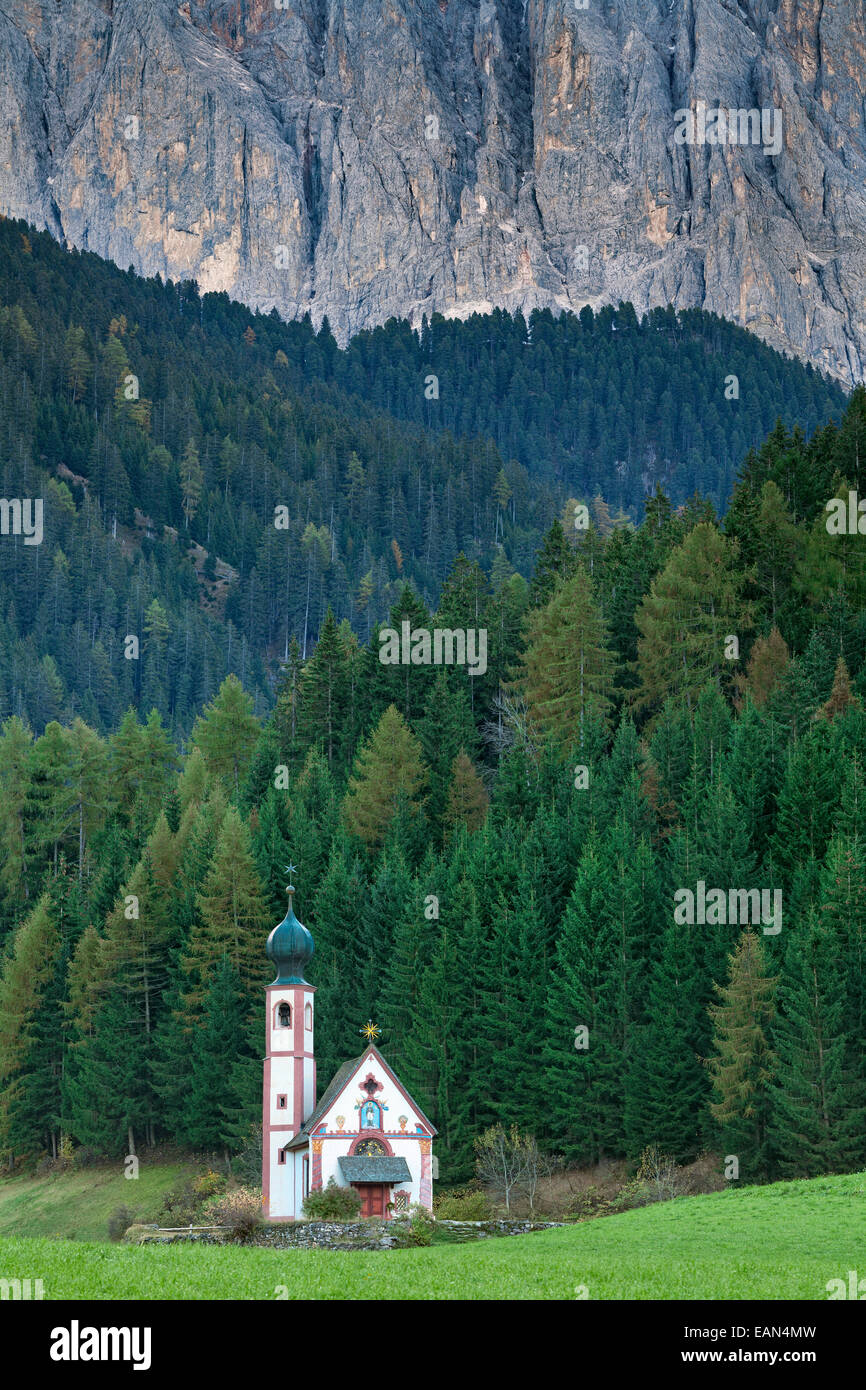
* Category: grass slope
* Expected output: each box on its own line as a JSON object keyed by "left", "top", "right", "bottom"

{"left": 0, "top": 1163, "right": 198, "bottom": 1243}
{"left": 0, "top": 1171, "right": 862, "bottom": 1300}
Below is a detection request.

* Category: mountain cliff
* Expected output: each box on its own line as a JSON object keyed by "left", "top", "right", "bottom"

{"left": 1, "top": 0, "right": 864, "bottom": 380}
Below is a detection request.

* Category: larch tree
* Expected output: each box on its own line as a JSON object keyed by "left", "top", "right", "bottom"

{"left": 343, "top": 705, "right": 429, "bottom": 850}
{"left": 633, "top": 523, "right": 750, "bottom": 717}
{"left": 191, "top": 675, "right": 260, "bottom": 795}
{"left": 707, "top": 931, "right": 777, "bottom": 1180}
{"left": 519, "top": 565, "right": 616, "bottom": 745}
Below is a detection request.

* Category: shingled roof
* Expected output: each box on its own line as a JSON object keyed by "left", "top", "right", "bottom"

{"left": 338, "top": 1156, "right": 411, "bottom": 1183}
{"left": 282, "top": 1045, "right": 437, "bottom": 1151}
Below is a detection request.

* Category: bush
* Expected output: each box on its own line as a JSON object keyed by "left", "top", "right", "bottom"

{"left": 302, "top": 1176, "right": 362, "bottom": 1221}
{"left": 391, "top": 1203, "right": 434, "bottom": 1248}
{"left": 158, "top": 1177, "right": 199, "bottom": 1226}
{"left": 108, "top": 1205, "right": 136, "bottom": 1241}
{"left": 208, "top": 1187, "right": 263, "bottom": 1242}
{"left": 193, "top": 1170, "right": 226, "bottom": 1201}
{"left": 562, "top": 1184, "right": 619, "bottom": 1222}
{"left": 73, "top": 1146, "right": 99, "bottom": 1169}
{"left": 434, "top": 1189, "right": 492, "bottom": 1221}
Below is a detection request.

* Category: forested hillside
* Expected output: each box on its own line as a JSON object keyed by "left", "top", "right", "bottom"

{"left": 2, "top": 374, "right": 866, "bottom": 1184}
{"left": 0, "top": 218, "right": 846, "bottom": 736}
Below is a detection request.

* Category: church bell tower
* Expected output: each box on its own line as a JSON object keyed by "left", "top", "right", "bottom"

{"left": 262, "top": 872, "right": 316, "bottom": 1220}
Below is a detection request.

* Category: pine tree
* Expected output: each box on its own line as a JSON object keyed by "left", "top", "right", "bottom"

{"left": 0, "top": 716, "right": 33, "bottom": 917}
{"left": 633, "top": 523, "right": 750, "bottom": 717}
{"left": 707, "top": 931, "right": 777, "bottom": 1181}
{"left": 768, "top": 907, "right": 865, "bottom": 1175}
{"left": 444, "top": 751, "right": 489, "bottom": 835}
{"left": 185, "top": 957, "right": 253, "bottom": 1153}
{"left": 817, "top": 656, "right": 861, "bottom": 721}
{"left": 529, "top": 519, "right": 578, "bottom": 606}
{"left": 0, "top": 896, "right": 63, "bottom": 1163}
{"left": 191, "top": 675, "right": 260, "bottom": 795}
{"left": 519, "top": 565, "right": 616, "bottom": 744}
{"left": 182, "top": 806, "right": 270, "bottom": 1019}
{"left": 543, "top": 834, "right": 624, "bottom": 1161}
{"left": 299, "top": 607, "right": 350, "bottom": 769}
{"left": 625, "top": 916, "right": 706, "bottom": 1160}
{"left": 343, "top": 705, "right": 428, "bottom": 850}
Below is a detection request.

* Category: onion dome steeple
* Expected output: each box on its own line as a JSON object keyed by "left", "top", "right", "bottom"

{"left": 266, "top": 866, "right": 314, "bottom": 985}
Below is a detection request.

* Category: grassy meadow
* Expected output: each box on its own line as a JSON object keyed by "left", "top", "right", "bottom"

{"left": 0, "top": 1170, "right": 862, "bottom": 1300}
{"left": 0, "top": 1162, "right": 199, "bottom": 1243}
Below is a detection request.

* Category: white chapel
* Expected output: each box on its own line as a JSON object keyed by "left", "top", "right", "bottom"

{"left": 262, "top": 881, "right": 436, "bottom": 1221}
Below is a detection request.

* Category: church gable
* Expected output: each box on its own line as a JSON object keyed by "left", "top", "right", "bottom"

{"left": 315, "top": 1047, "right": 436, "bottom": 1141}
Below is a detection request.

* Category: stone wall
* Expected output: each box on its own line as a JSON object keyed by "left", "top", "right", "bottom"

{"left": 133, "top": 1217, "right": 561, "bottom": 1250}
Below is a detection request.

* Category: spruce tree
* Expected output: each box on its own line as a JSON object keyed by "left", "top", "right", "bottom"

{"left": 625, "top": 916, "right": 706, "bottom": 1161}
{"left": 185, "top": 957, "right": 252, "bottom": 1153}
{"left": 769, "top": 907, "right": 864, "bottom": 1175}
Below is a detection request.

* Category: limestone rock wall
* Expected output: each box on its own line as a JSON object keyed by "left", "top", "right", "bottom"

{"left": 1, "top": 0, "right": 863, "bottom": 380}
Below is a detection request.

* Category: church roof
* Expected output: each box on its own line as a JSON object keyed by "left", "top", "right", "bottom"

{"left": 266, "top": 886, "right": 314, "bottom": 986}
{"left": 339, "top": 1156, "right": 411, "bottom": 1183}
{"left": 282, "top": 1045, "right": 437, "bottom": 1150}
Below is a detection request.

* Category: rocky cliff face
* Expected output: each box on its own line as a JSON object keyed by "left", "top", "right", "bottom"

{"left": 1, "top": 0, "right": 864, "bottom": 380}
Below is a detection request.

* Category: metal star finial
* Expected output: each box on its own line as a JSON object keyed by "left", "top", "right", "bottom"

{"left": 359, "top": 1020, "right": 381, "bottom": 1043}
{"left": 285, "top": 862, "right": 297, "bottom": 886}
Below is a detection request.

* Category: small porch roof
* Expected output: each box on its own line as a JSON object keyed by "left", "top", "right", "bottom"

{"left": 338, "top": 1156, "right": 412, "bottom": 1184}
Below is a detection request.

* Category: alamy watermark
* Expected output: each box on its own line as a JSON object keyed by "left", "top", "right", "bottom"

{"left": 674, "top": 101, "right": 782, "bottom": 158}
{"left": 674, "top": 881, "right": 782, "bottom": 935}
{"left": 0, "top": 498, "right": 43, "bottom": 545}
{"left": 0, "top": 1277, "right": 43, "bottom": 1299}
{"left": 378, "top": 621, "right": 487, "bottom": 677}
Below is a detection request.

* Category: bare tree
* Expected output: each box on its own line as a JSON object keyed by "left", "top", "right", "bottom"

{"left": 475, "top": 1124, "right": 560, "bottom": 1216}
{"left": 474, "top": 1124, "right": 525, "bottom": 1214}
{"left": 519, "top": 1134, "right": 562, "bottom": 1217}
{"left": 481, "top": 687, "right": 539, "bottom": 762}
{"left": 636, "top": 1145, "right": 682, "bottom": 1203}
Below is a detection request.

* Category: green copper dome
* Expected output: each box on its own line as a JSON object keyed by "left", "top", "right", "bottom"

{"left": 266, "top": 888, "right": 314, "bottom": 985}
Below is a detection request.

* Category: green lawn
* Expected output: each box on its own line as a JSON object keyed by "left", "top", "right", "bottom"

{"left": 0, "top": 1162, "right": 199, "bottom": 1243}
{"left": 0, "top": 1170, "right": 863, "bottom": 1300}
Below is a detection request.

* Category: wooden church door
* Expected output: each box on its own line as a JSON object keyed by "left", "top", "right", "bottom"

{"left": 356, "top": 1184, "right": 387, "bottom": 1218}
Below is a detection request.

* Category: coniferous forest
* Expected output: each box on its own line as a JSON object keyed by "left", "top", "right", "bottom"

{"left": 2, "top": 218, "right": 866, "bottom": 1189}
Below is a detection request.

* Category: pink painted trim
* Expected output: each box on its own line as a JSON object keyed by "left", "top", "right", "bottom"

{"left": 293, "top": 1055, "right": 304, "bottom": 1133}
{"left": 262, "top": 1057, "right": 271, "bottom": 1214}
{"left": 420, "top": 1147, "right": 432, "bottom": 1210}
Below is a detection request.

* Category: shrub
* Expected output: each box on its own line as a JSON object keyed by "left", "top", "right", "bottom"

{"left": 158, "top": 1177, "right": 199, "bottom": 1226}
{"left": 193, "top": 1170, "right": 226, "bottom": 1200}
{"left": 434, "top": 1189, "right": 492, "bottom": 1221}
{"left": 73, "top": 1146, "right": 99, "bottom": 1169}
{"left": 563, "top": 1185, "right": 616, "bottom": 1222}
{"left": 208, "top": 1187, "right": 263, "bottom": 1243}
{"left": 108, "top": 1205, "right": 136, "bottom": 1241}
{"left": 302, "top": 1176, "right": 362, "bottom": 1221}
{"left": 391, "top": 1203, "right": 434, "bottom": 1248}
